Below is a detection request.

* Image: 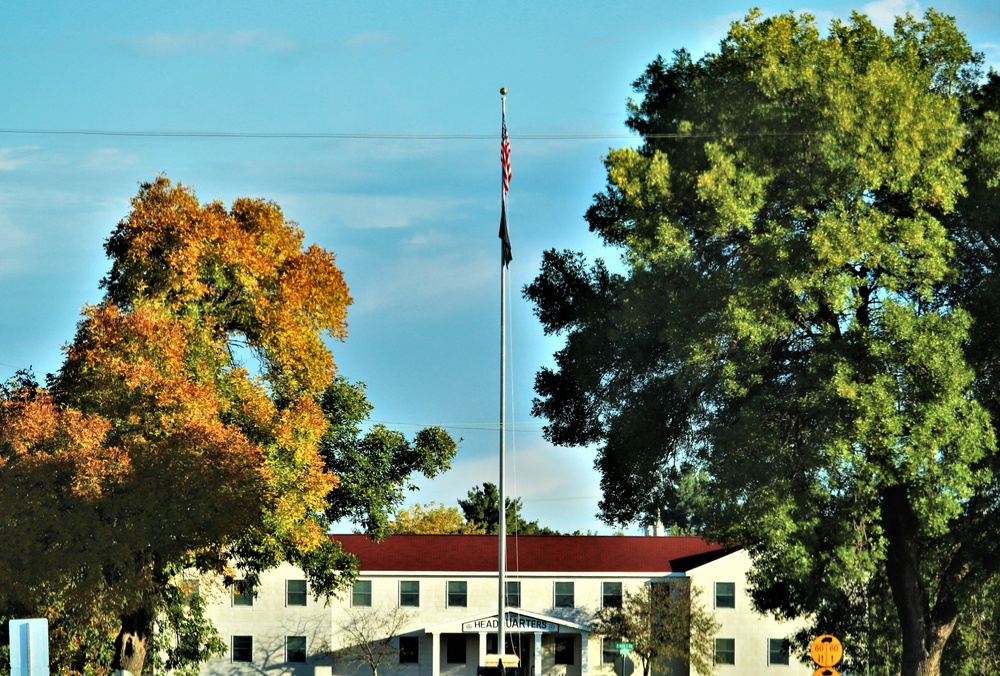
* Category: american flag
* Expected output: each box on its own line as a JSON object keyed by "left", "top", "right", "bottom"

{"left": 501, "top": 116, "right": 511, "bottom": 195}
{"left": 499, "top": 111, "right": 512, "bottom": 267}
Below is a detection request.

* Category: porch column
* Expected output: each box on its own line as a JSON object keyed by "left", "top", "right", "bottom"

{"left": 431, "top": 631, "right": 440, "bottom": 676}
{"left": 533, "top": 632, "right": 542, "bottom": 676}
{"left": 479, "top": 632, "right": 488, "bottom": 666}
{"left": 580, "top": 633, "right": 589, "bottom": 676}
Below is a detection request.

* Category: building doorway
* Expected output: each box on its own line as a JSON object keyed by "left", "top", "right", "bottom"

{"left": 486, "top": 632, "right": 533, "bottom": 676}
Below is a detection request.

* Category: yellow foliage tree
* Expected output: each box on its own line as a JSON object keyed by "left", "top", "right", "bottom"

{"left": 0, "top": 177, "right": 357, "bottom": 675}
{"left": 389, "top": 502, "right": 486, "bottom": 534}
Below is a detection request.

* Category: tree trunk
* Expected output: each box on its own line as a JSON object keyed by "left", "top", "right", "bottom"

{"left": 881, "top": 485, "right": 959, "bottom": 676}
{"left": 113, "top": 608, "right": 154, "bottom": 675}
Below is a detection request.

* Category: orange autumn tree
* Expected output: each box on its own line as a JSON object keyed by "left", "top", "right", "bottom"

{"left": 0, "top": 177, "right": 368, "bottom": 674}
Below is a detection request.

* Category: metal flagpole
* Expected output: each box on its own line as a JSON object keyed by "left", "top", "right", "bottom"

{"left": 497, "top": 85, "right": 509, "bottom": 672}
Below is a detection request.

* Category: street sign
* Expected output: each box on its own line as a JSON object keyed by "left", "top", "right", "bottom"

{"left": 615, "top": 642, "right": 634, "bottom": 656}
{"left": 810, "top": 634, "right": 843, "bottom": 668}
{"left": 813, "top": 669, "right": 840, "bottom": 676}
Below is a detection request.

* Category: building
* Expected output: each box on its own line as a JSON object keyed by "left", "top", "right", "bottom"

{"left": 200, "top": 535, "right": 811, "bottom": 676}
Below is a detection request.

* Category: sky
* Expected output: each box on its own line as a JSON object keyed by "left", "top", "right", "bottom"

{"left": 2, "top": 0, "right": 999, "bottom": 536}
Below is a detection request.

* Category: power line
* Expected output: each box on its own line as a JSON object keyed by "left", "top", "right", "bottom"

{"left": 0, "top": 127, "right": 813, "bottom": 141}
{"left": 0, "top": 128, "right": 625, "bottom": 140}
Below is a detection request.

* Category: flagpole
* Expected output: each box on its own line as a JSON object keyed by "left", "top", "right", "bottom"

{"left": 497, "top": 85, "right": 509, "bottom": 670}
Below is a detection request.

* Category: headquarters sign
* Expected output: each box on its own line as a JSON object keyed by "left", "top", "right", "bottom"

{"left": 463, "top": 614, "right": 560, "bottom": 633}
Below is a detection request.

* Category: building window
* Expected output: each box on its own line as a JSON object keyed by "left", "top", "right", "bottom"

{"left": 602, "top": 637, "right": 619, "bottom": 664}
{"left": 506, "top": 580, "right": 521, "bottom": 608}
{"left": 286, "top": 636, "right": 307, "bottom": 663}
{"left": 715, "top": 582, "right": 736, "bottom": 609}
{"left": 446, "top": 634, "right": 466, "bottom": 663}
{"left": 602, "top": 581, "right": 623, "bottom": 608}
{"left": 714, "top": 638, "right": 735, "bottom": 665}
{"left": 232, "top": 636, "right": 253, "bottom": 663}
{"left": 447, "top": 581, "right": 467, "bottom": 607}
{"left": 286, "top": 580, "right": 307, "bottom": 607}
{"left": 554, "top": 636, "right": 575, "bottom": 665}
{"left": 400, "top": 580, "right": 420, "bottom": 607}
{"left": 399, "top": 636, "right": 419, "bottom": 664}
{"left": 554, "top": 581, "right": 574, "bottom": 608}
{"left": 352, "top": 579, "right": 372, "bottom": 607}
{"left": 768, "top": 638, "right": 790, "bottom": 665}
{"left": 232, "top": 580, "right": 253, "bottom": 607}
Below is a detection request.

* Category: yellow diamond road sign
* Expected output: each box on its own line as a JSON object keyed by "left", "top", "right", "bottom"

{"left": 810, "top": 634, "right": 843, "bottom": 668}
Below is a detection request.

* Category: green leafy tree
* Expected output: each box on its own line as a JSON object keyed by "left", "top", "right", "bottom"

{"left": 655, "top": 463, "right": 710, "bottom": 535}
{"left": 458, "top": 482, "right": 557, "bottom": 535}
{"left": 591, "top": 581, "right": 718, "bottom": 676}
{"left": 320, "top": 376, "right": 457, "bottom": 540}
{"left": 526, "top": 10, "right": 1000, "bottom": 676}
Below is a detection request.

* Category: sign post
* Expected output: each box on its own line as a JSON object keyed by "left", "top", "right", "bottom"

{"left": 810, "top": 634, "right": 843, "bottom": 676}
{"left": 614, "top": 642, "right": 634, "bottom": 676}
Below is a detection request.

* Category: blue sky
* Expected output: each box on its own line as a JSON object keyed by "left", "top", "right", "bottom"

{"left": 2, "top": 0, "right": 999, "bottom": 535}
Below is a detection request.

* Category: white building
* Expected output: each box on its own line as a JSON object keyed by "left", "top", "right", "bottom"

{"left": 200, "top": 535, "right": 811, "bottom": 676}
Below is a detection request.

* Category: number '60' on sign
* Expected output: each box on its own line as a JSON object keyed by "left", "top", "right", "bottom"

{"left": 810, "top": 634, "right": 843, "bottom": 668}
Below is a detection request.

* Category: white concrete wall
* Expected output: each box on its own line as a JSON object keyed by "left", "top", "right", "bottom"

{"left": 686, "top": 551, "right": 812, "bottom": 674}
{"left": 201, "top": 562, "right": 335, "bottom": 675}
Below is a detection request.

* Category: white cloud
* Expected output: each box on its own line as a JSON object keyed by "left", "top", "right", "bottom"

{"left": 861, "top": 0, "right": 922, "bottom": 30}
{"left": 351, "top": 247, "right": 493, "bottom": 317}
{"left": 282, "top": 193, "right": 469, "bottom": 231}
{"left": 127, "top": 30, "right": 299, "bottom": 58}
{"left": 342, "top": 31, "right": 400, "bottom": 51}
{"left": 979, "top": 42, "right": 1000, "bottom": 66}
{"left": 0, "top": 146, "right": 40, "bottom": 171}
{"left": 0, "top": 220, "right": 34, "bottom": 277}
{"left": 79, "top": 148, "right": 139, "bottom": 173}
{"left": 395, "top": 436, "right": 614, "bottom": 535}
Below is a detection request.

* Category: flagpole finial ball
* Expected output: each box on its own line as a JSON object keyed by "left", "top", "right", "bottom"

{"left": 500, "top": 87, "right": 508, "bottom": 95}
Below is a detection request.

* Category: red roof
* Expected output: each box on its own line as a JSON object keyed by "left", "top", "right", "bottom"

{"left": 332, "top": 534, "right": 731, "bottom": 574}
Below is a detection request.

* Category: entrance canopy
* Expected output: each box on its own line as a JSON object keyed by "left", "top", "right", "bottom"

{"left": 428, "top": 608, "right": 591, "bottom": 636}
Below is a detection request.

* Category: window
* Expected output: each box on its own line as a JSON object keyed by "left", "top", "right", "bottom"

{"left": 232, "top": 580, "right": 253, "bottom": 607}
{"left": 286, "top": 580, "right": 307, "bottom": 607}
{"left": 400, "top": 580, "right": 420, "bottom": 607}
{"left": 602, "top": 637, "right": 619, "bottom": 664}
{"left": 714, "top": 638, "right": 735, "bottom": 665}
{"left": 554, "top": 581, "right": 574, "bottom": 608}
{"left": 715, "top": 582, "right": 736, "bottom": 609}
{"left": 505, "top": 580, "right": 521, "bottom": 608}
{"left": 399, "top": 636, "right": 419, "bottom": 664}
{"left": 554, "top": 636, "right": 575, "bottom": 665}
{"left": 447, "top": 581, "right": 467, "bottom": 607}
{"left": 446, "top": 634, "right": 466, "bottom": 663}
{"left": 352, "top": 579, "right": 372, "bottom": 607}
{"left": 232, "top": 636, "right": 253, "bottom": 663}
{"left": 602, "top": 581, "right": 623, "bottom": 608}
{"left": 768, "top": 638, "right": 790, "bottom": 665}
{"left": 286, "top": 636, "right": 307, "bottom": 663}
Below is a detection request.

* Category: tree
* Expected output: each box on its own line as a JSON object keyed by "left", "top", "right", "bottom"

{"left": 320, "top": 377, "right": 457, "bottom": 540}
{"left": 333, "top": 606, "right": 414, "bottom": 676}
{"left": 525, "top": 10, "right": 1000, "bottom": 676}
{"left": 389, "top": 502, "right": 486, "bottom": 534}
{"left": 458, "top": 482, "right": 557, "bottom": 535}
{"left": 0, "top": 177, "right": 454, "bottom": 675}
{"left": 591, "top": 581, "right": 718, "bottom": 676}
